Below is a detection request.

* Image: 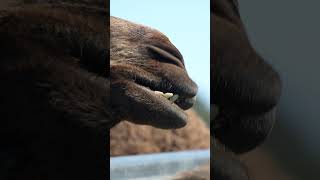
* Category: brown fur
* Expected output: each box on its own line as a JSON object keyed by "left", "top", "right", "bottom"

{"left": 110, "top": 16, "right": 198, "bottom": 129}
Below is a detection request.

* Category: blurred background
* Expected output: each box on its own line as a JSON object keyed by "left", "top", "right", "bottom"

{"left": 238, "top": 1, "right": 320, "bottom": 179}
{"left": 111, "top": 0, "right": 210, "bottom": 125}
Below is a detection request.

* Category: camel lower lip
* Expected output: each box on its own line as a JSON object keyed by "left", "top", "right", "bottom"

{"left": 137, "top": 84, "right": 189, "bottom": 128}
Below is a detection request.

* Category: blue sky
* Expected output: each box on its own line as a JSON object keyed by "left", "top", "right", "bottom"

{"left": 111, "top": 0, "right": 210, "bottom": 108}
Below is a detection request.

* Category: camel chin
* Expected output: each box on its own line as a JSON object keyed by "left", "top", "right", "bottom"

{"left": 110, "top": 16, "right": 198, "bottom": 129}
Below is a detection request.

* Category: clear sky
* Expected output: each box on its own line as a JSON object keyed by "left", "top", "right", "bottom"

{"left": 110, "top": 0, "right": 210, "bottom": 108}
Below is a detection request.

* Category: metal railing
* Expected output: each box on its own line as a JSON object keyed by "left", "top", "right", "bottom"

{"left": 110, "top": 149, "right": 210, "bottom": 180}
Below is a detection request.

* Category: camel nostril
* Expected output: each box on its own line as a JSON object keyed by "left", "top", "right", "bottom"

{"left": 147, "top": 45, "right": 185, "bottom": 68}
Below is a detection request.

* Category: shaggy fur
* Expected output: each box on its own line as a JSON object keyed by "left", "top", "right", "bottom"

{"left": 110, "top": 109, "right": 210, "bottom": 156}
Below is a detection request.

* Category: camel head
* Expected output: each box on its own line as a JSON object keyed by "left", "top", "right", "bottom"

{"left": 110, "top": 17, "right": 198, "bottom": 129}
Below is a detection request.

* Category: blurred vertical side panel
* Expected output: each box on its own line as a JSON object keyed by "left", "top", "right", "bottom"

{"left": 0, "top": 0, "right": 111, "bottom": 179}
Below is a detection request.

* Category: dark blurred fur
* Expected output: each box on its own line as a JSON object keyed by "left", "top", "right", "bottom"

{"left": 0, "top": 1, "right": 108, "bottom": 179}
{"left": 212, "top": 0, "right": 281, "bottom": 179}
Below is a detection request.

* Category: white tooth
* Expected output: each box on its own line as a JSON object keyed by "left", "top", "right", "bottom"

{"left": 169, "top": 94, "right": 179, "bottom": 102}
{"left": 163, "top": 93, "right": 173, "bottom": 99}
{"left": 154, "top": 91, "right": 164, "bottom": 95}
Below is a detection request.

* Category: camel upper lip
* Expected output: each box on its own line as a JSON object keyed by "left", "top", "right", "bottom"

{"left": 132, "top": 70, "right": 198, "bottom": 107}
{"left": 137, "top": 80, "right": 197, "bottom": 111}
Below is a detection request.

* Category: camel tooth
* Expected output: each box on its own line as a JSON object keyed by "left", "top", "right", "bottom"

{"left": 163, "top": 93, "right": 174, "bottom": 99}
{"left": 169, "top": 94, "right": 179, "bottom": 102}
